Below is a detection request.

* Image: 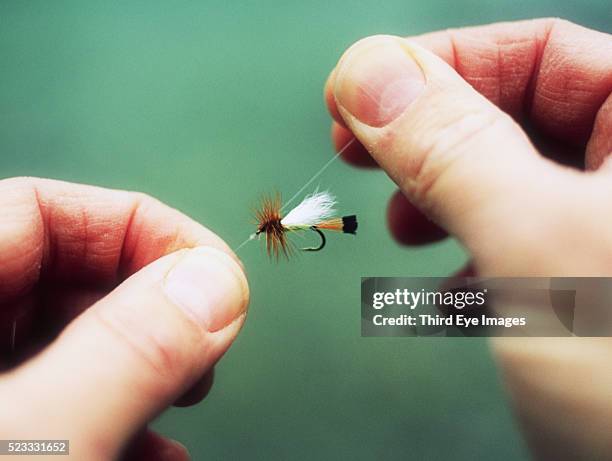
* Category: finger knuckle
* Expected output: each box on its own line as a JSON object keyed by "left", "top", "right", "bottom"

{"left": 92, "top": 305, "right": 192, "bottom": 392}
{"left": 547, "top": 17, "right": 573, "bottom": 29}
{"left": 132, "top": 191, "right": 158, "bottom": 207}
{"left": 408, "top": 107, "right": 508, "bottom": 208}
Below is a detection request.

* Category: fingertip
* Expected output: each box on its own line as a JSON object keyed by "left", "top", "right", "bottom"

{"left": 325, "top": 69, "right": 347, "bottom": 128}
{"left": 333, "top": 35, "right": 427, "bottom": 128}
{"left": 331, "top": 122, "right": 379, "bottom": 168}
{"left": 119, "top": 193, "right": 241, "bottom": 279}
{"left": 387, "top": 190, "right": 448, "bottom": 245}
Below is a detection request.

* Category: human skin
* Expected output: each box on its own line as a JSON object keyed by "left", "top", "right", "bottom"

{"left": 0, "top": 178, "right": 250, "bottom": 460}
{"left": 324, "top": 18, "right": 612, "bottom": 460}
{"left": 0, "top": 17, "right": 610, "bottom": 461}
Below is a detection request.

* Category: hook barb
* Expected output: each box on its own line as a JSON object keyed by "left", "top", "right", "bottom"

{"left": 301, "top": 226, "right": 326, "bottom": 252}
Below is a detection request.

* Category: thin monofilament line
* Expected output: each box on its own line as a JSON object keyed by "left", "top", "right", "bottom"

{"left": 234, "top": 234, "right": 254, "bottom": 252}
{"left": 280, "top": 138, "right": 355, "bottom": 212}
{"left": 233, "top": 137, "right": 356, "bottom": 252}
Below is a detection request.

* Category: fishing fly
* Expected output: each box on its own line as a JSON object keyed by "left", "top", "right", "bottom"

{"left": 250, "top": 190, "right": 357, "bottom": 259}
{"left": 232, "top": 138, "right": 359, "bottom": 258}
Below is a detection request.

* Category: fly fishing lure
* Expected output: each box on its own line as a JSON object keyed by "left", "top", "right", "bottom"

{"left": 252, "top": 190, "right": 357, "bottom": 259}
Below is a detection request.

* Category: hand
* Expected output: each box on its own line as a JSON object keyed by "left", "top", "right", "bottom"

{"left": 325, "top": 19, "right": 612, "bottom": 460}
{"left": 0, "top": 178, "right": 249, "bottom": 460}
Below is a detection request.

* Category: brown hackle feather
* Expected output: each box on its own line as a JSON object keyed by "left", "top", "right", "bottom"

{"left": 254, "top": 193, "right": 292, "bottom": 259}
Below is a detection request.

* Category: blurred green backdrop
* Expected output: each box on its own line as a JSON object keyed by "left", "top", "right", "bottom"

{"left": 1, "top": 1, "right": 609, "bottom": 460}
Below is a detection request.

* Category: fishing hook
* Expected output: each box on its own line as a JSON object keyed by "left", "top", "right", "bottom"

{"left": 301, "top": 226, "right": 326, "bottom": 252}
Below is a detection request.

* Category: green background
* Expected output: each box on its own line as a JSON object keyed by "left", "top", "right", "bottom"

{"left": 1, "top": 2, "right": 609, "bottom": 460}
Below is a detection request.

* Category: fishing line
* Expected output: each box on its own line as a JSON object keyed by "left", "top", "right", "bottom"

{"left": 8, "top": 141, "right": 356, "bottom": 352}
{"left": 281, "top": 137, "right": 355, "bottom": 212}
{"left": 234, "top": 137, "right": 356, "bottom": 252}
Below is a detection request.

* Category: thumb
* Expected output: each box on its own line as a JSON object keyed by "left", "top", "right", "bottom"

{"left": 0, "top": 246, "right": 248, "bottom": 459}
{"left": 332, "top": 35, "right": 581, "bottom": 266}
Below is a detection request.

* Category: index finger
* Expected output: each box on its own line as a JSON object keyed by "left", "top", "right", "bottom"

{"left": 0, "top": 177, "right": 234, "bottom": 303}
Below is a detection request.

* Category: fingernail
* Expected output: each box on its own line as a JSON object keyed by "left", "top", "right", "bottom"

{"left": 163, "top": 247, "right": 249, "bottom": 332}
{"left": 334, "top": 36, "right": 425, "bottom": 127}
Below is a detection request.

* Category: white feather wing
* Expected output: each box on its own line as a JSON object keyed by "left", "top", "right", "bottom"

{"left": 281, "top": 191, "right": 337, "bottom": 227}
